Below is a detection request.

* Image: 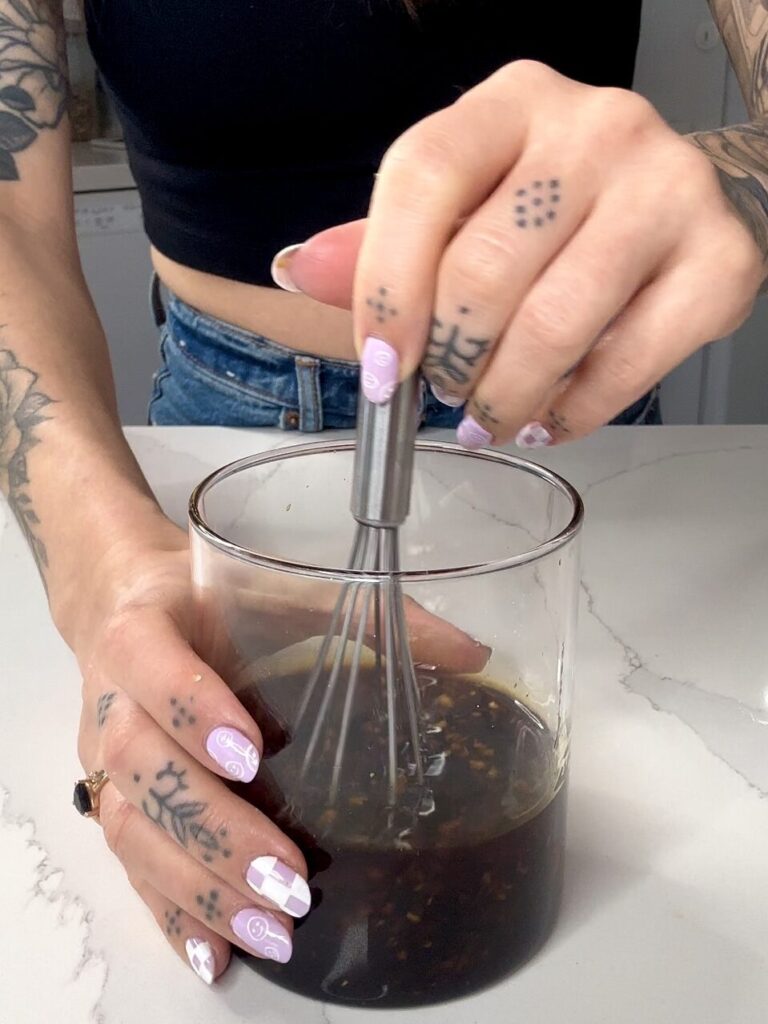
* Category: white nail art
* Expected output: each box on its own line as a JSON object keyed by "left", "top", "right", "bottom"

{"left": 186, "top": 937, "right": 215, "bottom": 985}
{"left": 246, "top": 855, "right": 312, "bottom": 918}
{"left": 515, "top": 422, "right": 553, "bottom": 449}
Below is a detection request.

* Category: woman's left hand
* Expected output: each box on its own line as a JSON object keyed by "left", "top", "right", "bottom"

{"left": 279, "top": 61, "right": 766, "bottom": 447}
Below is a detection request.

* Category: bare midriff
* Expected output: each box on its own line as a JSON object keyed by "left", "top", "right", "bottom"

{"left": 151, "top": 247, "right": 357, "bottom": 361}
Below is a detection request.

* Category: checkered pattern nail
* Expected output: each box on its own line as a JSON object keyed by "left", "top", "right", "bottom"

{"left": 185, "top": 937, "right": 215, "bottom": 985}
{"left": 246, "top": 856, "right": 311, "bottom": 918}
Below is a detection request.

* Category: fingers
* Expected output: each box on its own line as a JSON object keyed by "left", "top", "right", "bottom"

{"left": 127, "top": 873, "right": 231, "bottom": 985}
{"left": 98, "top": 605, "right": 264, "bottom": 784}
{"left": 422, "top": 168, "right": 590, "bottom": 405}
{"left": 353, "top": 72, "right": 534, "bottom": 392}
{"left": 454, "top": 186, "right": 678, "bottom": 445}
{"left": 283, "top": 219, "right": 366, "bottom": 309}
{"left": 99, "top": 705, "right": 310, "bottom": 919}
{"left": 100, "top": 784, "right": 294, "bottom": 964}
{"left": 527, "top": 259, "right": 730, "bottom": 443}
{"left": 399, "top": 595, "right": 491, "bottom": 674}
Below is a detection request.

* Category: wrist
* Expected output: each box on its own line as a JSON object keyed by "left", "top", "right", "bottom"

{"left": 51, "top": 488, "right": 187, "bottom": 652}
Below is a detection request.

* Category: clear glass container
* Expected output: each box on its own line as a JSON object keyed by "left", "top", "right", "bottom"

{"left": 189, "top": 440, "right": 583, "bottom": 1008}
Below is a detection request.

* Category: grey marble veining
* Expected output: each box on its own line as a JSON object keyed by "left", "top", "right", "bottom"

{"left": 1, "top": 426, "right": 766, "bottom": 1024}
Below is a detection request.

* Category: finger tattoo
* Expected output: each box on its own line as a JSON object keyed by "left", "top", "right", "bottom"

{"left": 514, "top": 179, "right": 561, "bottom": 229}
{"left": 141, "top": 761, "right": 233, "bottom": 863}
{"left": 423, "top": 307, "right": 492, "bottom": 389}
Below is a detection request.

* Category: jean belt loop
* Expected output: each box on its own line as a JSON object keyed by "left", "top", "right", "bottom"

{"left": 295, "top": 355, "right": 323, "bottom": 433}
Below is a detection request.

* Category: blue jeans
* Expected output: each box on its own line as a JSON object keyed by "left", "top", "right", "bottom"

{"left": 148, "top": 283, "right": 661, "bottom": 430}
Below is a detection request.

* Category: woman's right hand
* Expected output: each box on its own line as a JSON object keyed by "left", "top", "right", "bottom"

{"left": 72, "top": 520, "right": 311, "bottom": 985}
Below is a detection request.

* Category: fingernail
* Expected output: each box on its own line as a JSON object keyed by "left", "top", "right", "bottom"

{"left": 515, "top": 422, "right": 553, "bottom": 449}
{"left": 231, "top": 907, "right": 293, "bottom": 963}
{"left": 361, "top": 336, "right": 399, "bottom": 404}
{"left": 474, "top": 640, "right": 493, "bottom": 663}
{"left": 246, "top": 856, "right": 311, "bottom": 918}
{"left": 270, "top": 244, "right": 303, "bottom": 293}
{"left": 430, "top": 381, "right": 465, "bottom": 408}
{"left": 457, "top": 415, "right": 493, "bottom": 450}
{"left": 206, "top": 727, "right": 260, "bottom": 782}
{"left": 185, "top": 937, "right": 215, "bottom": 985}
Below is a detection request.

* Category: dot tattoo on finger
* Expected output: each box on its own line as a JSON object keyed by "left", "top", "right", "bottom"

{"left": 165, "top": 906, "right": 184, "bottom": 937}
{"left": 196, "top": 889, "right": 224, "bottom": 923}
{"left": 170, "top": 696, "right": 197, "bottom": 729}
{"left": 514, "top": 178, "right": 561, "bottom": 229}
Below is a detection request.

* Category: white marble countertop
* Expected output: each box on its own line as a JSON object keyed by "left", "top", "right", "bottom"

{"left": 1, "top": 426, "right": 767, "bottom": 1024}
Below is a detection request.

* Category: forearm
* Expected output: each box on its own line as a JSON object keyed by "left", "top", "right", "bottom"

{"left": 693, "top": 3, "right": 768, "bottom": 268}
{"left": 0, "top": 227, "right": 171, "bottom": 626}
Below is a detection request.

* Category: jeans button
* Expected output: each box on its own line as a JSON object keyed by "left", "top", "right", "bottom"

{"left": 285, "top": 410, "right": 300, "bottom": 429}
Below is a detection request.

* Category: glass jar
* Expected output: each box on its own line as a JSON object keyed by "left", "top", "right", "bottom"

{"left": 189, "top": 440, "right": 583, "bottom": 1008}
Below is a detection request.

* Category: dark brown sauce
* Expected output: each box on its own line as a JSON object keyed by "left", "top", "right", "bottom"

{"left": 238, "top": 668, "right": 567, "bottom": 1008}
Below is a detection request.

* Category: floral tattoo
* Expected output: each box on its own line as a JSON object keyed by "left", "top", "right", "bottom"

{"left": 0, "top": 348, "right": 55, "bottom": 581}
{"left": 0, "top": 0, "right": 68, "bottom": 180}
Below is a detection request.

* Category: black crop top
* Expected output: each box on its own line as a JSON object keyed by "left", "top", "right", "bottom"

{"left": 85, "top": 1, "right": 642, "bottom": 286}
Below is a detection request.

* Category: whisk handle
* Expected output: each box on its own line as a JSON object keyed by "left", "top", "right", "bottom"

{"left": 351, "top": 375, "right": 420, "bottom": 528}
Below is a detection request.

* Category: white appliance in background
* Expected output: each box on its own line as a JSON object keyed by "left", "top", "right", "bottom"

{"left": 73, "top": 145, "right": 159, "bottom": 426}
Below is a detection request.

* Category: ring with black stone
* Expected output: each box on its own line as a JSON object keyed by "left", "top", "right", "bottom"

{"left": 73, "top": 769, "right": 110, "bottom": 820}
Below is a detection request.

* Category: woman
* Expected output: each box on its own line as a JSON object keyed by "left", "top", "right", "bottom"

{"left": 1, "top": 0, "right": 766, "bottom": 985}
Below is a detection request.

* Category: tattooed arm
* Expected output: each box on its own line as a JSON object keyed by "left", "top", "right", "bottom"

{"left": 0, "top": 0, "right": 169, "bottom": 617}
{"left": 692, "top": 2, "right": 768, "bottom": 268}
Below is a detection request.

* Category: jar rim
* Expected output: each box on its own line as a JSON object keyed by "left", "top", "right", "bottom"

{"left": 188, "top": 439, "right": 584, "bottom": 582}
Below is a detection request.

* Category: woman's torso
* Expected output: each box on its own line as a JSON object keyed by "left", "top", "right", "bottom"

{"left": 86, "top": 1, "right": 643, "bottom": 358}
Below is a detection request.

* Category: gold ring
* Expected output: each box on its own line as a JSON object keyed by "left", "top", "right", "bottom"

{"left": 73, "top": 770, "right": 110, "bottom": 820}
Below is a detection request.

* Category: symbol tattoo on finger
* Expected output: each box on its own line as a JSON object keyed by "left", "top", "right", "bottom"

{"left": 514, "top": 179, "right": 561, "bottom": 229}
{"left": 473, "top": 400, "right": 501, "bottom": 427}
{"left": 547, "top": 409, "right": 571, "bottom": 434}
{"left": 96, "top": 692, "right": 116, "bottom": 729}
{"left": 366, "top": 287, "right": 398, "bottom": 324}
{"left": 141, "top": 761, "right": 233, "bottom": 863}
{"left": 423, "top": 309, "right": 491, "bottom": 387}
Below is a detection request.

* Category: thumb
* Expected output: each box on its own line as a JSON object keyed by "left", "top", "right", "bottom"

{"left": 272, "top": 220, "right": 366, "bottom": 310}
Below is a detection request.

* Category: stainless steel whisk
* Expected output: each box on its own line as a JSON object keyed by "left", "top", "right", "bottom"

{"left": 292, "top": 376, "right": 433, "bottom": 820}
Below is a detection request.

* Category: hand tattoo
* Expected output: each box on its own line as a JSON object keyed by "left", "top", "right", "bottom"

{"left": 699, "top": 3, "right": 768, "bottom": 269}
{"left": 514, "top": 179, "right": 561, "bottom": 228}
{"left": 195, "top": 889, "right": 223, "bottom": 923}
{"left": 422, "top": 308, "right": 491, "bottom": 389}
{"left": 142, "top": 761, "right": 232, "bottom": 863}
{"left": 96, "top": 691, "right": 116, "bottom": 728}
{"left": 0, "top": 0, "right": 68, "bottom": 180}
{"left": 0, "top": 348, "right": 55, "bottom": 584}
{"left": 164, "top": 906, "right": 183, "bottom": 937}
{"left": 170, "top": 696, "right": 197, "bottom": 729}
{"left": 366, "top": 287, "right": 398, "bottom": 325}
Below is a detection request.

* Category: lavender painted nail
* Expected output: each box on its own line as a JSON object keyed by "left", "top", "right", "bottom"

{"left": 231, "top": 907, "right": 293, "bottom": 963}
{"left": 246, "top": 856, "right": 311, "bottom": 918}
{"left": 430, "top": 381, "right": 465, "bottom": 408}
{"left": 185, "top": 937, "right": 215, "bottom": 985}
{"left": 457, "top": 415, "right": 493, "bottom": 450}
{"left": 361, "top": 336, "right": 399, "bottom": 404}
{"left": 515, "top": 422, "right": 553, "bottom": 449}
{"left": 206, "top": 727, "right": 260, "bottom": 782}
